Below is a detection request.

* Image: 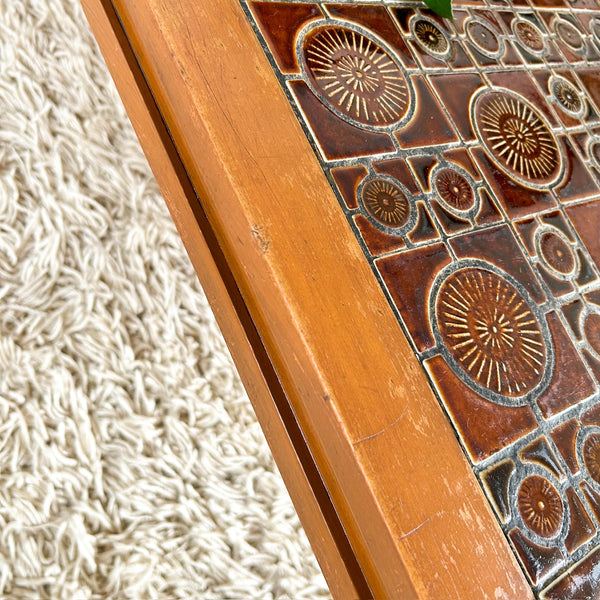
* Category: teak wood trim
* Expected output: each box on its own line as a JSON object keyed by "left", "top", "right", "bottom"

{"left": 83, "top": 0, "right": 534, "bottom": 597}
{"left": 79, "top": 2, "right": 369, "bottom": 597}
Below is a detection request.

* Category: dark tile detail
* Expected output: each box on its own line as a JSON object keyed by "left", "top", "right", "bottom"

{"left": 536, "top": 264, "right": 574, "bottom": 298}
{"left": 376, "top": 243, "right": 451, "bottom": 351}
{"left": 579, "top": 69, "right": 600, "bottom": 116}
{"left": 288, "top": 81, "right": 396, "bottom": 160}
{"left": 551, "top": 419, "right": 581, "bottom": 475}
{"left": 325, "top": 4, "right": 417, "bottom": 68}
{"left": 394, "top": 76, "right": 458, "bottom": 149}
{"left": 331, "top": 165, "right": 368, "bottom": 209}
{"left": 556, "top": 138, "right": 600, "bottom": 203}
{"left": 249, "top": 2, "right": 322, "bottom": 72}
{"left": 583, "top": 404, "right": 600, "bottom": 427}
{"left": 515, "top": 218, "right": 539, "bottom": 257}
{"left": 442, "top": 147, "right": 481, "bottom": 181}
{"left": 537, "top": 313, "right": 596, "bottom": 418}
{"left": 430, "top": 199, "right": 472, "bottom": 234}
{"left": 520, "top": 438, "right": 564, "bottom": 480}
{"left": 509, "top": 528, "right": 565, "bottom": 585}
{"left": 581, "top": 481, "right": 600, "bottom": 521}
{"left": 567, "top": 201, "right": 600, "bottom": 270}
{"left": 406, "top": 202, "right": 439, "bottom": 243}
{"left": 353, "top": 214, "right": 406, "bottom": 256}
{"left": 425, "top": 355, "right": 538, "bottom": 462}
{"left": 449, "top": 225, "right": 545, "bottom": 304}
{"left": 474, "top": 188, "right": 503, "bottom": 226}
{"left": 564, "top": 488, "right": 596, "bottom": 553}
{"left": 373, "top": 158, "right": 421, "bottom": 195}
{"left": 541, "top": 548, "right": 600, "bottom": 599}
{"left": 471, "top": 148, "right": 557, "bottom": 219}
{"left": 482, "top": 459, "right": 515, "bottom": 521}
{"left": 406, "top": 154, "right": 438, "bottom": 192}
{"left": 428, "top": 73, "right": 486, "bottom": 141}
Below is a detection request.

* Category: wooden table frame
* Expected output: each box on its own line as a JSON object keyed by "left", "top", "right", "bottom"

{"left": 80, "top": 1, "right": 533, "bottom": 597}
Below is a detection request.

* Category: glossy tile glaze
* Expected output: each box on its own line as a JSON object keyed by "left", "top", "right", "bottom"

{"left": 242, "top": 0, "right": 600, "bottom": 596}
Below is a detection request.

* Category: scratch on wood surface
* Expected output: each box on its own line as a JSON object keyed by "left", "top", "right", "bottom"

{"left": 251, "top": 225, "right": 270, "bottom": 253}
{"left": 398, "top": 511, "right": 446, "bottom": 541}
{"left": 398, "top": 517, "right": 432, "bottom": 541}
{"left": 353, "top": 400, "right": 409, "bottom": 446}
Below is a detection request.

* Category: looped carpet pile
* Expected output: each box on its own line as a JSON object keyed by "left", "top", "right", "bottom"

{"left": 0, "top": 1, "right": 330, "bottom": 598}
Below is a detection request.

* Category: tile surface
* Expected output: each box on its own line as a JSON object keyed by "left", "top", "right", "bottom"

{"left": 241, "top": 0, "right": 600, "bottom": 595}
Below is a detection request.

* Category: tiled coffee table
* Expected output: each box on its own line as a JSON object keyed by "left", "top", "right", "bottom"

{"left": 82, "top": 0, "right": 600, "bottom": 597}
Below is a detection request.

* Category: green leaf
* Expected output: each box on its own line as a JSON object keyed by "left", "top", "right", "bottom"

{"left": 422, "top": 0, "right": 454, "bottom": 19}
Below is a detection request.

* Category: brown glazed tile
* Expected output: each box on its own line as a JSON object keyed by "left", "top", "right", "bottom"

{"left": 501, "top": 40, "right": 527, "bottom": 66}
{"left": 584, "top": 349, "right": 600, "bottom": 386}
{"left": 430, "top": 199, "right": 472, "bottom": 235}
{"left": 541, "top": 548, "right": 600, "bottom": 599}
{"left": 583, "top": 403, "right": 600, "bottom": 428}
{"left": 577, "top": 250, "right": 599, "bottom": 287}
{"left": 376, "top": 243, "right": 451, "bottom": 351}
{"left": 450, "top": 9, "right": 469, "bottom": 34}
{"left": 514, "top": 218, "right": 539, "bottom": 257}
{"left": 373, "top": 158, "right": 421, "bottom": 195}
{"left": 406, "top": 154, "right": 438, "bottom": 192}
{"left": 288, "top": 81, "right": 396, "bottom": 160}
{"left": 579, "top": 69, "right": 600, "bottom": 115}
{"left": 509, "top": 528, "right": 565, "bottom": 585}
{"left": 325, "top": 4, "right": 417, "bottom": 68}
{"left": 425, "top": 355, "right": 538, "bottom": 462}
{"left": 487, "top": 71, "right": 558, "bottom": 123}
{"left": 442, "top": 148, "right": 482, "bottom": 181}
{"left": 353, "top": 214, "right": 406, "bottom": 256}
{"left": 447, "top": 41, "right": 475, "bottom": 69}
{"left": 581, "top": 481, "right": 600, "bottom": 521}
{"left": 406, "top": 202, "right": 439, "bottom": 243}
{"left": 331, "top": 165, "right": 368, "bottom": 210}
{"left": 394, "top": 77, "right": 459, "bottom": 149}
{"left": 565, "top": 487, "right": 596, "bottom": 553}
{"left": 249, "top": 2, "right": 323, "bottom": 73}
{"left": 536, "top": 264, "right": 575, "bottom": 298}
{"left": 520, "top": 437, "right": 564, "bottom": 479}
{"left": 562, "top": 299, "right": 585, "bottom": 339}
{"left": 533, "top": 0, "right": 567, "bottom": 7}
{"left": 474, "top": 188, "right": 503, "bottom": 226}
{"left": 567, "top": 200, "right": 600, "bottom": 270}
{"left": 556, "top": 137, "right": 600, "bottom": 204}
{"left": 537, "top": 312, "right": 596, "bottom": 418}
{"left": 540, "top": 211, "right": 577, "bottom": 239}
{"left": 551, "top": 419, "right": 581, "bottom": 474}
{"left": 428, "top": 73, "right": 486, "bottom": 141}
{"left": 449, "top": 225, "right": 546, "bottom": 304}
{"left": 482, "top": 460, "right": 515, "bottom": 522}
{"left": 389, "top": 6, "right": 413, "bottom": 34}
{"left": 471, "top": 147, "right": 558, "bottom": 219}
{"left": 531, "top": 70, "right": 587, "bottom": 129}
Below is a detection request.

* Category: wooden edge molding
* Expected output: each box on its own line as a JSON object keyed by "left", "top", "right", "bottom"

{"left": 85, "top": 0, "right": 534, "bottom": 597}
{"left": 79, "top": 1, "right": 370, "bottom": 597}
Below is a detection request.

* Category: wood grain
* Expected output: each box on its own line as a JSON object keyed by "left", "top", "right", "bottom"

{"left": 79, "top": 1, "right": 370, "bottom": 597}
{"left": 90, "top": 0, "right": 534, "bottom": 596}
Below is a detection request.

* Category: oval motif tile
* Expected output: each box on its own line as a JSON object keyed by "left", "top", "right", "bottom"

{"left": 471, "top": 88, "right": 564, "bottom": 190}
{"left": 299, "top": 21, "right": 413, "bottom": 130}
{"left": 432, "top": 262, "right": 551, "bottom": 404}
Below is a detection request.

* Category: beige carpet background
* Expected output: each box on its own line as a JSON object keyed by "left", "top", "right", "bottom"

{"left": 0, "top": 1, "right": 330, "bottom": 598}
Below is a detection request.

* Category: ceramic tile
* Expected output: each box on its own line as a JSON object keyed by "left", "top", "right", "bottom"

{"left": 241, "top": 0, "right": 600, "bottom": 594}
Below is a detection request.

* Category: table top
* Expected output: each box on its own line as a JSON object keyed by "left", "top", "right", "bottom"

{"left": 83, "top": 0, "right": 600, "bottom": 597}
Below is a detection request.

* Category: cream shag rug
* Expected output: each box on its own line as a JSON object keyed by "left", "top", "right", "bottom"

{"left": 0, "top": 1, "right": 331, "bottom": 598}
